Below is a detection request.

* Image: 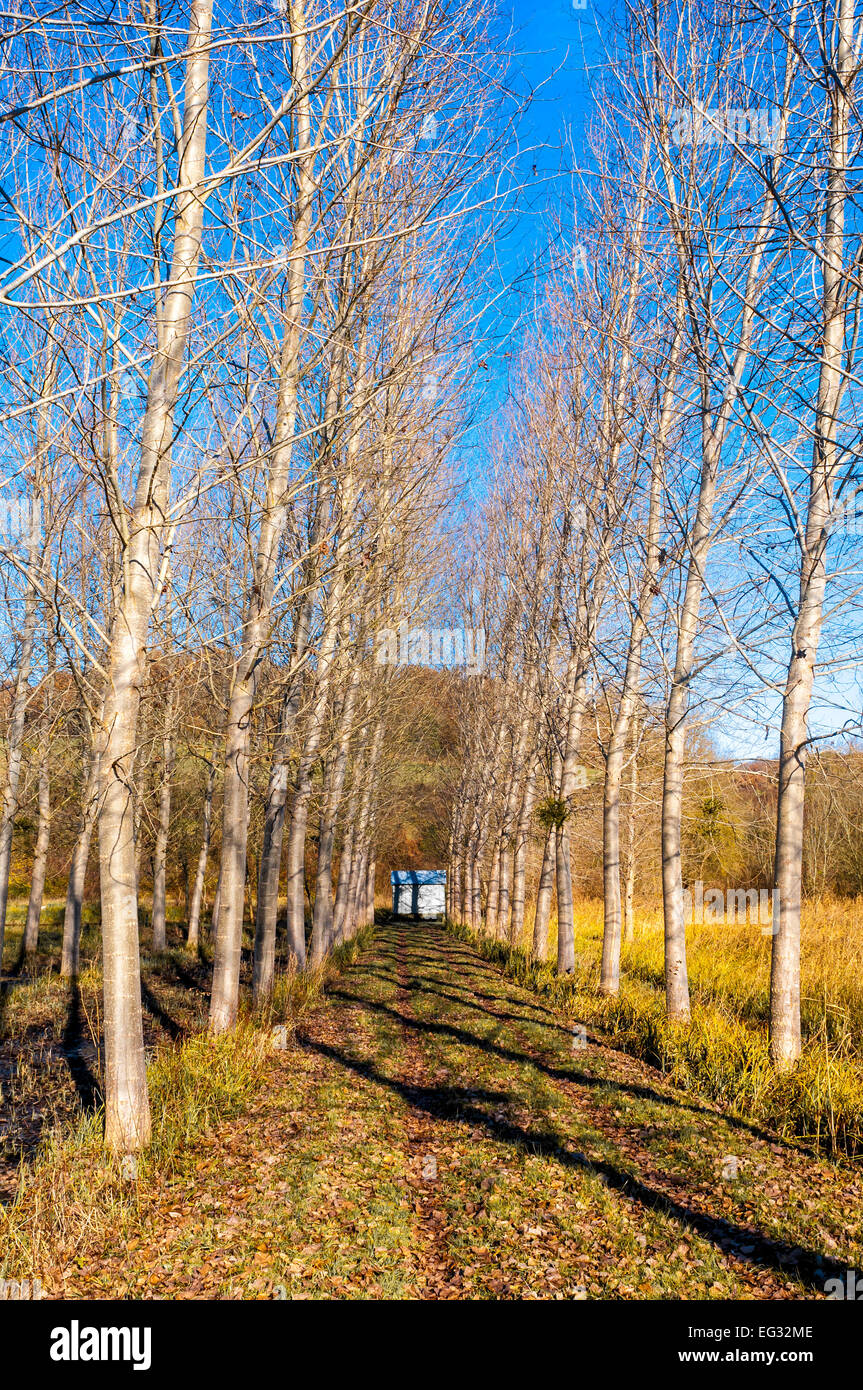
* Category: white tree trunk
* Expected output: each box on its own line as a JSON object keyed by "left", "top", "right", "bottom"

{"left": 332, "top": 817, "right": 356, "bottom": 945}
{"left": 532, "top": 825, "right": 556, "bottom": 961}
{"left": 151, "top": 691, "right": 176, "bottom": 951}
{"left": 555, "top": 822, "right": 575, "bottom": 973}
{"left": 22, "top": 752, "right": 51, "bottom": 957}
{"left": 770, "top": 0, "right": 854, "bottom": 1068}
{"left": 186, "top": 758, "right": 216, "bottom": 952}
{"left": 61, "top": 751, "right": 100, "bottom": 979}
{"left": 365, "top": 857, "right": 376, "bottom": 926}
{"left": 251, "top": 609, "right": 314, "bottom": 997}
{"left": 509, "top": 767, "right": 537, "bottom": 947}
{"left": 210, "top": 0, "right": 314, "bottom": 1029}
{"left": 0, "top": 552, "right": 39, "bottom": 965}
{"left": 623, "top": 733, "right": 638, "bottom": 945}
{"left": 310, "top": 667, "right": 361, "bottom": 965}
{"left": 555, "top": 658, "right": 590, "bottom": 974}
{"left": 97, "top": 0, "right": 215, "bottom": 1149}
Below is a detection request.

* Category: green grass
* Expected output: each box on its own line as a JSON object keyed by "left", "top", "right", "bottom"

{"left": 4, "top": 920, "right": 861, "bottom": 1297}
{"left": 0, "top": 925, "right": 373, "bottom": 1281}
{"left": 448, "top": 918, "right": 863, "bottom": 1159}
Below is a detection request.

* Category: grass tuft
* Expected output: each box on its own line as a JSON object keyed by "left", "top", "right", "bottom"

{"left": 447, "top": 916, "right": 863, "bottom": 1159}
{"left": 0, "top": 926, "right": 374, "bottom": 1281}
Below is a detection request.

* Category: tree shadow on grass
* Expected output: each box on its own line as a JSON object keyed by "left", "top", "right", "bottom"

{"left": 380, "top": 924, "right": 819, "bottom": 1161}
{"left": 140, "top": 979, "right": 186, "bottom": 1041}
{"left": 62, "top": 983, "right": 102, "bottom": 1115}
{"left": 350, "top": 965, "right": 576, "bottom": 1041}
{"left": 382, "top": 927, "right": 572, "bottom": 1015}
{"left": 297, "top": 1029, "right": 836, "bottom": 1295}
{"left": 0, "top": 935, "right": 30, "bottom": 1034}
{"left": 329, "top": 962, "right": 820, "bottom": 1161}
{"left": 328, "top": 984, "right": 717, "bottom": 1115}
{"left": 168, "top": 953, "right": 212, "bottom": 996}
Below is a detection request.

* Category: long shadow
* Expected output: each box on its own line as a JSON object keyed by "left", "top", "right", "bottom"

{"left": 62, "top": 983, "right": 102, "bottom": 1114}
{"left": 140, "top": 979, "right": 185, "bottom": 1040}
{"left": 391, "top": 939, "right": 567, "bottom": 1014}
{"left": 392, "top": 929, "right": 814, "bottom": 1159}
{"left": 328, "top": 984, "right": 717, "bottom": 1115}
{"left": 329, "top": 974, "right": 815, "bottom": 1158}
{"left": 297, "top": 1030, "right": 838, "bottom": 1294}
{"left": 0, "top": 974, "right": 12, "bottom": 1037}
{"left": 454, "top": 979, "right": 564, "bottom": 1020}
{"left": 169, "top": 955, "right": 212, "bottom": 995}
{"left": 0, "top": 935, "right": 30, "bottom": 1036}
{"left": 394, "top": 948, "right": 484, "bottom": 974}
{"left": 12, "top": 934, "right": 35, "bottom": 976}
{"left": 354, "top": 966, "right": 576, "bottom": 1040}
{"left": 424, "top": 965, "right": 574, "bottom": 1020}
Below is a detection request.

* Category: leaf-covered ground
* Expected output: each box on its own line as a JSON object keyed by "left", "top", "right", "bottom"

{"left": 37, "top": 921, "right": 863, "bottom": 1298}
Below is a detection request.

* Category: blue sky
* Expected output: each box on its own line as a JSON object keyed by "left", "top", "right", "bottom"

{"left": 464, "top": 2, "right": 863, "bottom": 764}
{"left": 454, "top": 1, "right": 608, "bottom": 476}
{"left": 497, "top": 0, "right": 607, "bottom": 316}
{"left": 2, "top": 2, "right": 857, "bottom": 764}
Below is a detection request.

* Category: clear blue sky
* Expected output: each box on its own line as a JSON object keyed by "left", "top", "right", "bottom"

{"left": 467, "top": 3, "right": 863, "bottom": 763}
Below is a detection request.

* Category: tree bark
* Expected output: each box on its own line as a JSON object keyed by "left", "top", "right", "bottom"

{"left": 365, "top": 857, "right": 375, "bottom": 925}
{"left": 210, "top": 0, "right": 315, "bottom": 1029}
{"left": 0, "top": 533, "right": 40, "bottom": 966}
{"left": 151, "top": 689, "right": 176, "bottom": 952}
{"left": 599, "top": 386, "right": 668, "bottom": 992}
{"left": 770, "top": 0, "right": 854, "bottom": 1068}
{"left": 187, "top": 757, "right": 216, "bottom": 952}
{"left": 61, "top": 751, "right": 100, "bottom": 979}
{"left": 310, "top": 665, "right": 361, "bottom": 965}
{"left": 332, "top": 818, "right": 356, "bottom": 945}
{"left": 97, "top": 0, "right": 215, "bottom": 1149}
{"left": 509, "top": 766, "right": 536, "bottom": 947}
{"left": 22, "top": 747, "right": 51, "bottom": 957}
{"left": 554, "top": 655, "right": 590, "bottom": 974}
{"left": 532, "top": 825, "right": 556, "bottom": 960}
{"left": 654, "top": 112, "right": 780, "bottom": 1024}
{"left": 555, "top": 822, "right": 575, "bottom": 973}
{"left": 623, "top": 731, "right": 638, "bottom": 945}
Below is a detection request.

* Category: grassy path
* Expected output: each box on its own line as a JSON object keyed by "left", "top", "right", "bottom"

{"left": 38, "top": 921, "right": 863, "bottom": 1298}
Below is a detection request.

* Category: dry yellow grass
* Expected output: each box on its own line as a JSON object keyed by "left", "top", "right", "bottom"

{"left": 0, "top": 928, "right": 373, "bottom": 1277}
{"left": 469, "top": 895, "right": 863, "bottom": 1156}
{"left": 529, "top": 896, "right": 863, "bottom": 1050}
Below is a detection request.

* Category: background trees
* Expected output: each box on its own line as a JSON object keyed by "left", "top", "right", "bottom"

{"left": 0, "top": 0, "right": 504, "bottom": 1151}
{"left": 3, "top": 0, "right": 863, "bottom": 1160}
{"left": 447, "top": 0, "right": 863, "bottom": 1103}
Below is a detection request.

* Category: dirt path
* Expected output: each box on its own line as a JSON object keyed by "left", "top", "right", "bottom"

{"left": 40, "top": 921, "right": 863, "bottom": 1299}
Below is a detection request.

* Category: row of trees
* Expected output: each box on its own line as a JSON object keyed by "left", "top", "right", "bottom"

{"left": 447, "top": 0, "right": 863, "bottom": 1071}
{"left": 4, "top": 0, "right": 861, "bottom": 1154}
{"left": 0, "top": 0, "right": 503, "bottom": 1150}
